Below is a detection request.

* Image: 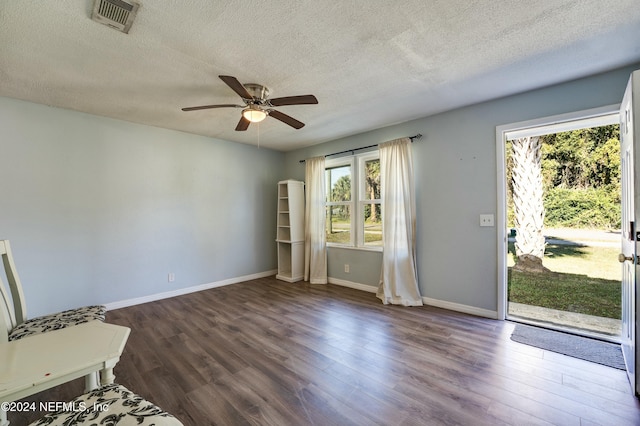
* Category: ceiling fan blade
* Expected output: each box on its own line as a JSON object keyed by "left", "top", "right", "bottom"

{"left": 269, "top": 110, "right": 305, "bottom": 129}
{"left": 219, "top": 75, "right": 253, "bottom": 99}
{"left": 235, "top": 116, "right": 250, "bottom": 131}
{"left": 269, "top": 95, "right": 318, "bottom": 107}
{"left": 181, "top": 104, "right": 242, "bottom": 112}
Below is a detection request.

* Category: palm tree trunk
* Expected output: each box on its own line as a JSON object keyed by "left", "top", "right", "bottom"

{"left": 511, "top": 136, "right": 549, "bottom": 273}
{"left": 369, "top": 185, "right": 377, "bottom": 222}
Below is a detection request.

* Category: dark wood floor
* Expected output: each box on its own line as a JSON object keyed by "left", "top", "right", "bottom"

{"left": 10, "top": 276, "right": 640, "bottom": 425}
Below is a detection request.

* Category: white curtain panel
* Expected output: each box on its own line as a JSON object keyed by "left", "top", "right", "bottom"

{"left": 377, "top": 138, "right": 423, "bottom": 306}
{"left": 304, "top": 156, "right": 328, "bottom": 284}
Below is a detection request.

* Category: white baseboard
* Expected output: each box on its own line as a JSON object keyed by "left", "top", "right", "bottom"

{"left": 104, "top": 269, "right": 277, "bottom": 311}
{"left": 328, "top": 277, "right": 377, "bottom": 293}
{"left": 106, "top": 271, "right": 498, "bottom": 320}
{"left": 421, "top": 296, "right": 498, "bottom": 319}
{"left": 328, "top": 277, "right": 498, "bottom": 319}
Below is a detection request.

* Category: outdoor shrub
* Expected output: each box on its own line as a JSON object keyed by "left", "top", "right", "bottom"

{"left": 544, "top": 187, "right": 620, "bottom": 229}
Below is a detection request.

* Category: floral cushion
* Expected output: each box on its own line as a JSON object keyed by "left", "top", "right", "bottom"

{"left": 8, "top": 305, "right": 106, "bottom": 341}
{"left": 28, "top": 383, "right": 183, "bottom": 426}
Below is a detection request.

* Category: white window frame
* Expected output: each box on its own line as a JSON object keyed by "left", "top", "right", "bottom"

{"left": 326, "top": 151, "right": 382, "bottom": 251}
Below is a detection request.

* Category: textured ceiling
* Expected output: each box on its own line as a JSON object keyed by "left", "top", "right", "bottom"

{"left": 1, "top": 1, "right": 639, "bottom": 151}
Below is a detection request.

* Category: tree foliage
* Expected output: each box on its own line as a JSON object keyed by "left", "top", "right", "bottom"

{"left": 507, "top": 124, "right": 620, "bottom": 230}
{"left": 330, "top": 175, "right": 351, "bottom": 220}
{"left": 541, "top": 125, "right": 620, "bottom": 192}
{"left": 364, "top": 159, "right": 381, "bottom": 222}
{"left": 331, "top": 175, "right": 351, "bottom": 202}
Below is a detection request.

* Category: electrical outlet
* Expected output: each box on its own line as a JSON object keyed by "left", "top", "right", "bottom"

{"left": 480, "top": 214, "right": 494, "bottom": 227}
{"left": 168, "top": 272, "right": 175, "bottom": 282}
{"left": 344, "top": 264, "right": 350, "bottom": 273}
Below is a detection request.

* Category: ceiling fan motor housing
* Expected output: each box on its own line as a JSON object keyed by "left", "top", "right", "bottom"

{"left": 243, "top": 84, "right": 270, "bottom": 102}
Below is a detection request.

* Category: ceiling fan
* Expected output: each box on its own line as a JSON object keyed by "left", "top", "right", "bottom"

{"left": 182, "top": 75, "right": 318, "bottom": 131}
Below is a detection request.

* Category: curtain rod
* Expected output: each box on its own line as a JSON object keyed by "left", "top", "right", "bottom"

{"left": 299, "top": 133, "right": 422, "bottom": 163}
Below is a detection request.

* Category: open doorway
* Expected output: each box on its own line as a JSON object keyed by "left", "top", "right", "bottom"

{"left": 497, "top": 107, "right": 621, "bottom": 341}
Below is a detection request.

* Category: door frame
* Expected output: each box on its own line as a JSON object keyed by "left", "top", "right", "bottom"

{"left": 495, "top": 105, "right": 620, "bottom": 320}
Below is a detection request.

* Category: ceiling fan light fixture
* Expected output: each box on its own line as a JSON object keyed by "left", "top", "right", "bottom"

{"left": 242, "top": 107, "right": 267, "bottom": 123}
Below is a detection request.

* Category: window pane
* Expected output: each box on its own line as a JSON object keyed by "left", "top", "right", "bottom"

{"left": 363, "top": 203, "right": 382, "bottom": 246}
{"left": 326, "top": 204, "right": 351, "bottom": 244}
{"left": 363, "top": 159, "right": 380, "bottom": 200}
{"left": 326, "top": 166, "right": 351, "bottom": 202}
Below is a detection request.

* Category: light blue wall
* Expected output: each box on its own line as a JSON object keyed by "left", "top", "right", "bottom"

{"left": 4, "top": 63, "right": 637, "bottom": 319}
{"left": 0, "top": 97, "right": 283, "bottom": 317}
{"left": 284, "top": 63, "right": 640, "bottom": 314}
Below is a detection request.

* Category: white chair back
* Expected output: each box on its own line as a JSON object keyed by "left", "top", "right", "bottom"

{"left": 0, "top": 240, "right": 27, "bottom": 341}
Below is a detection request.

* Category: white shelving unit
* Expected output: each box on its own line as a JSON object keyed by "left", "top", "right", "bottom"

{"left": 276, "top": 180, "right": 304, "bottom": 282}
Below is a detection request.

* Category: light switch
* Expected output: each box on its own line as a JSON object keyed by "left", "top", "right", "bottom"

{"left": 480, "top": 214, "right": 494, "bottom": 227}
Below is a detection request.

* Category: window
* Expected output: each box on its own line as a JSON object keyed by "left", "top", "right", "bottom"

{"left": 325, "top": 151, "right": 382, "bottom": 249}
{"left": 359, "top": 152, "right": 382, "bottom": 247}
{"left": 325, "top": 158, "right": 353, "bottom": 245}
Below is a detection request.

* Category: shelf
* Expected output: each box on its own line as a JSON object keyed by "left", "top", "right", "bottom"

{"left": 278, "top": 227, "right": 290, "bottom": 240}
{"left": 279, "top": 183, "right": 289, "bottom": 198}
{"left": 276, "top": 180, "right": 305, "bottom": 283}
{"left": 278, "top": 199, "right": 289, "bottom": 212}
{"left": 278, "top": 214, "right": 291, "bottom": 227}
{"left": 276, "top": 241, "right": 304, "bottom": 282}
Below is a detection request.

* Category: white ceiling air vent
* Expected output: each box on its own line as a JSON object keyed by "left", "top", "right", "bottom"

{"left": 91, "top": 0, "right": 139, "bottom": 34}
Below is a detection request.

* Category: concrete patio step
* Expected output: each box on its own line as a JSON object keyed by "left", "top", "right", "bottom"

{"left": 508, "top": 302, "right": 621, "bottom": 340}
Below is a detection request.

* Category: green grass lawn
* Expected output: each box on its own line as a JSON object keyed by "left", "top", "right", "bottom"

{"left": 508, "top": 242, "right": 620, "bottom": 281}
{"left": 326, "top": 231, "right": 382, "bottom": 245}
{"left": 508, "top": 269, "right": 621, "bottom": 319}
{"left": 326, "top": 220, "right": 382, "bottom": 245}
{"left": 508, "top": 241, "right": 621, "bottom": 319}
